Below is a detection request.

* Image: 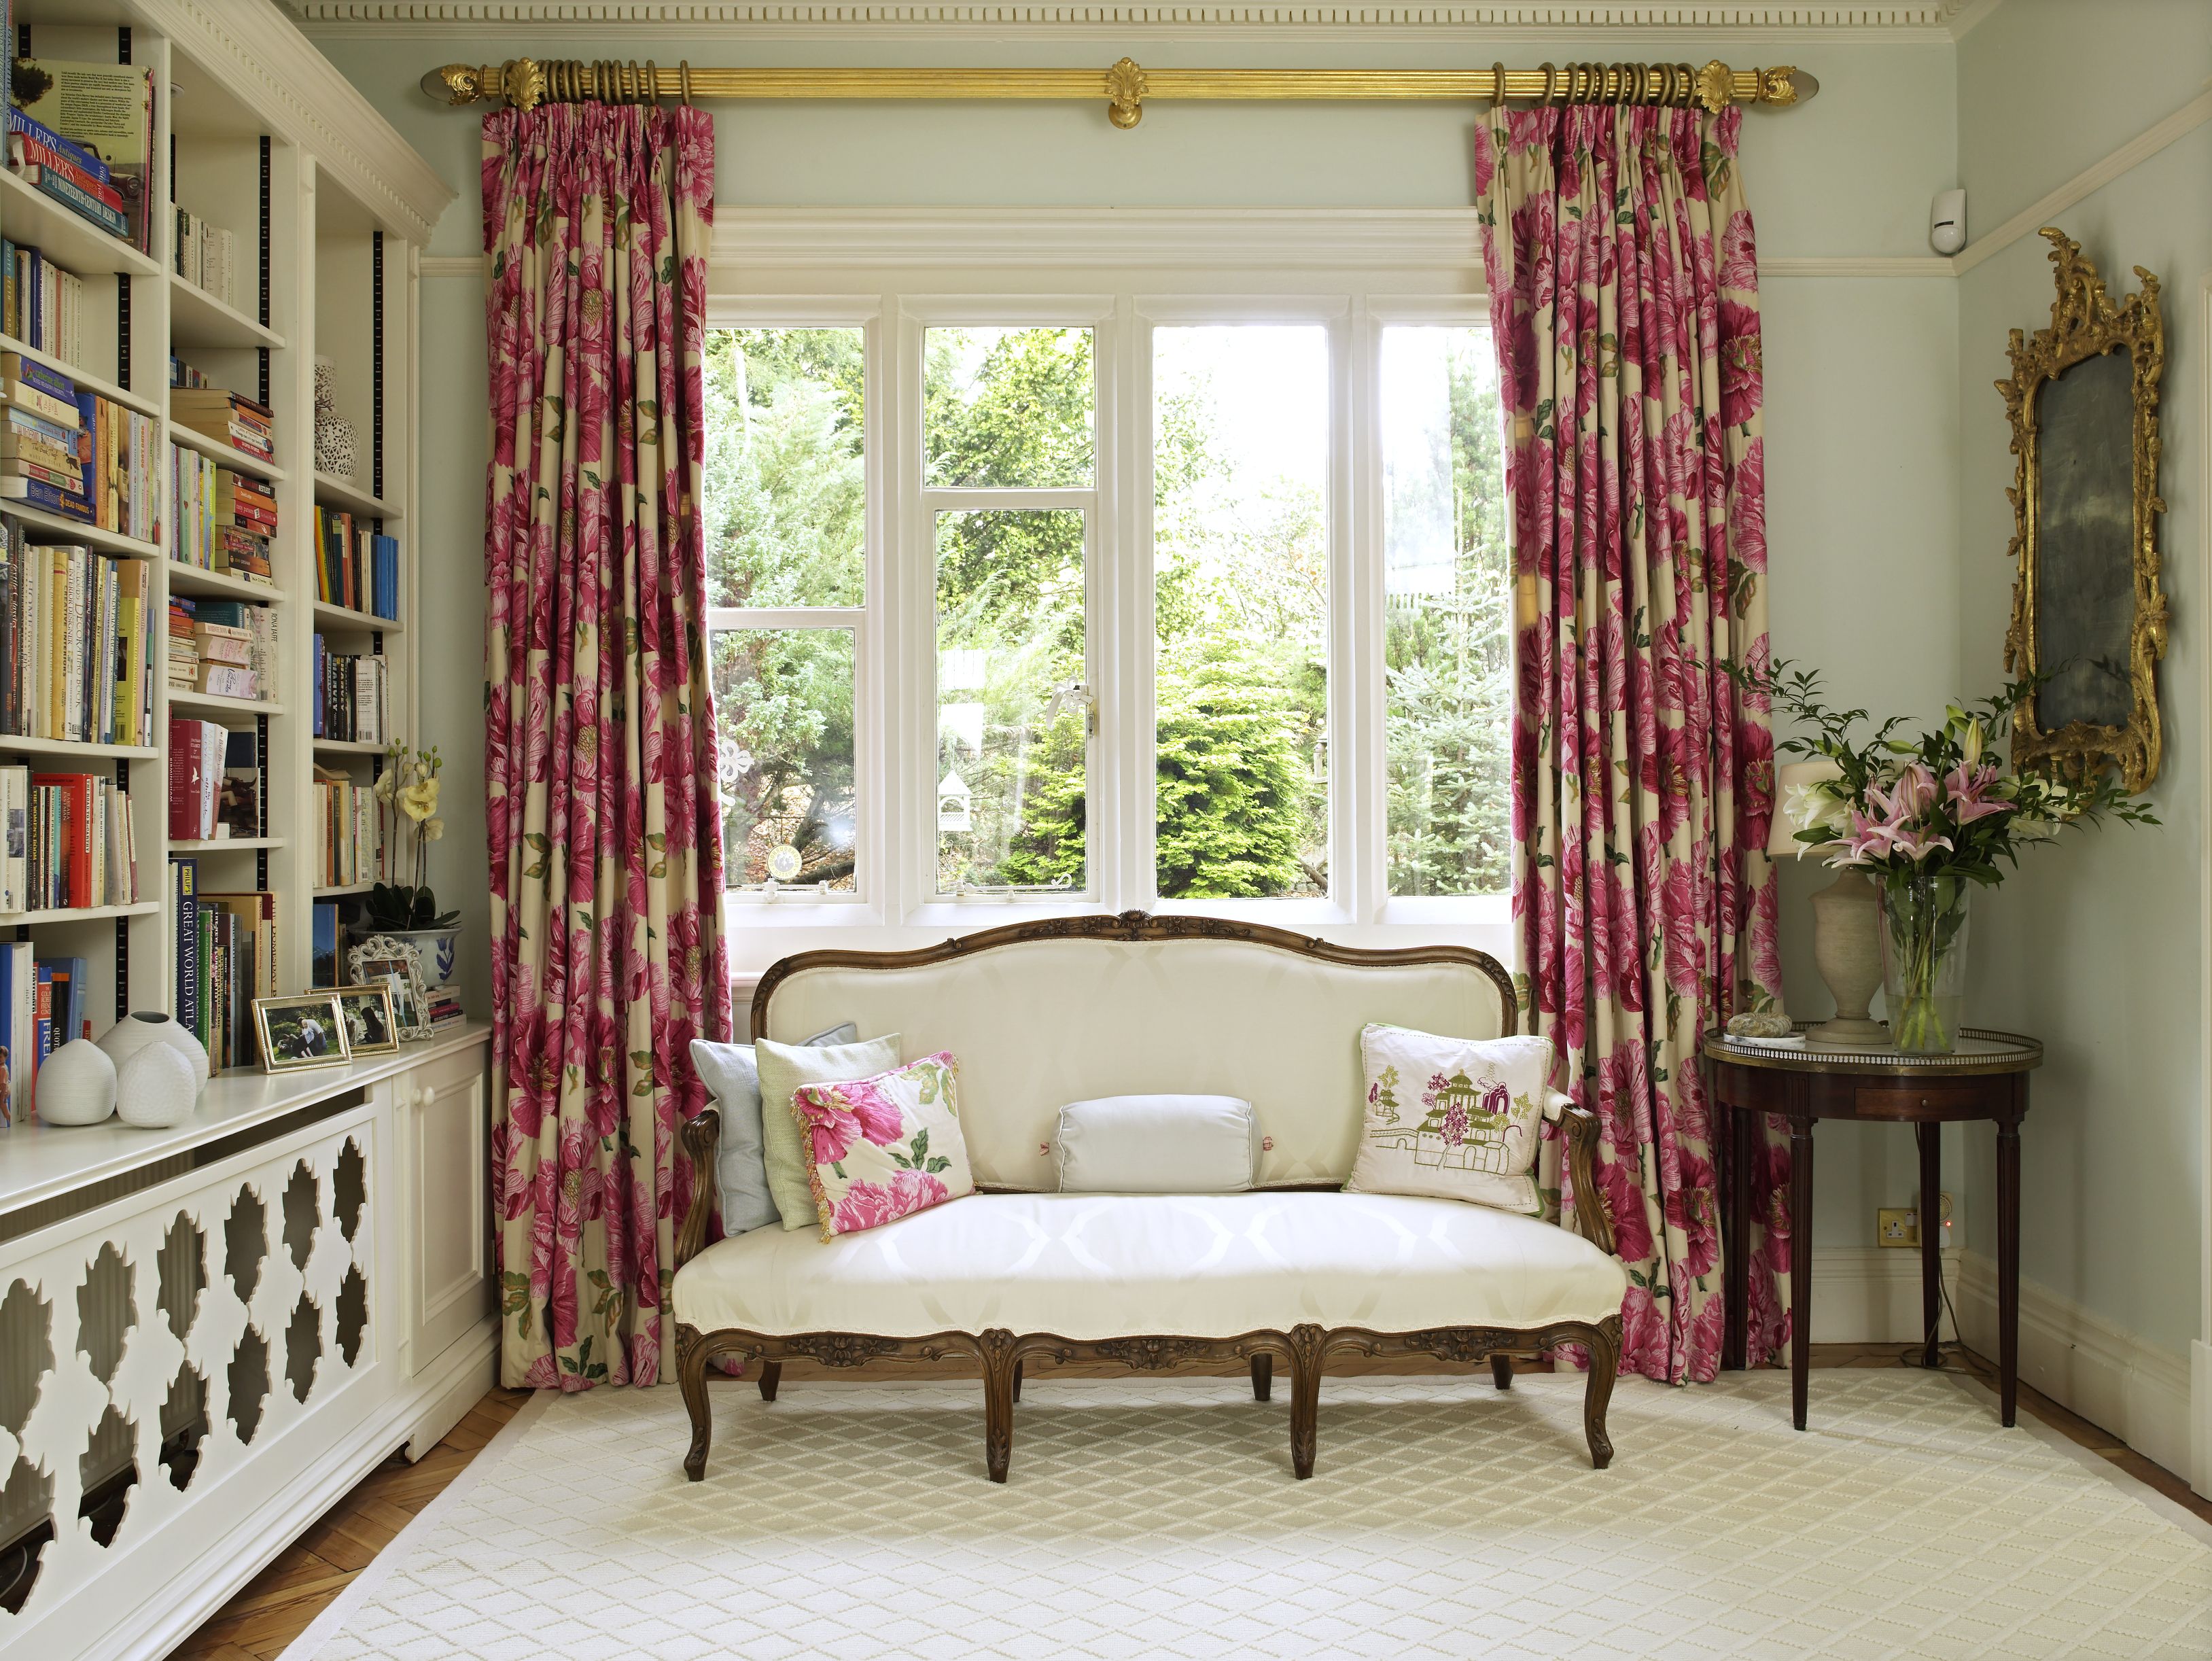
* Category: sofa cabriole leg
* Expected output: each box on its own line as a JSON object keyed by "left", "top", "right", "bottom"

{"left": 1013, "top": 1359, "right": 1023, "bottom": 1403}
{"left": 1583, "top": 1316, "right": 1621, "bottom": 1471}
{"left": 757, "top": 1360, "right": 782, "bottom": 1403}
{"left": 1250, "top": 1354, "right": 1273, "bottom": 1401}
{"left": 677, "top": 1325, "right": 714, "bottom": 1482}
{"left": 1489, "top": 1353, "right": 1513, "bottom": 1391}
{"left": 981, "top": 1329, "right": 1018, "bottom": 1483}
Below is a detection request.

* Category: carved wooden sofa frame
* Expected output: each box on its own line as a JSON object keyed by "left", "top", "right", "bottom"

{"left": 673, "top": 912, "right": 1623, "bottom": 1486}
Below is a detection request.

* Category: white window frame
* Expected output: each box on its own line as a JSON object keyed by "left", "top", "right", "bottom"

{"left": 707, "top": 222, "right": 1513, "bottom": 978}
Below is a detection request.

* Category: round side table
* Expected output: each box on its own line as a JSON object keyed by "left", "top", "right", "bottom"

{"left": 1700, "top": 1026, "right": 2043, "bottom": 1431}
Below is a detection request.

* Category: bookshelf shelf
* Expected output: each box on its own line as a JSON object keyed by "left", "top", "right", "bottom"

{"left": 0, "top": 167, "right": 160, "bottom": 279}
{"left": 168, "top": 419, "right": 287, "bottom": 481}
{"left": 0, "top": 333, "right": 162, "bottom": 419}
{"left": 2, "top": 504, "right": 162, "bottom": 559}
{"left": 313, "top": 738, "right": 388, "bottom": 756}
{"left": 173, "top": 837, "right": 287, "bottom": 852}
{"left": 0, "top": 736, "right": 159, "bottom": 761}
{"left": 313, "top": 599, "right": 402, "bottom": 633}
{"left": 167, "top": 270, "right": 286, "bottom": 351}
{"left": 169, "top": 688, "right": 285, "bottom": 718}
{"left": 167, "top": 561, "right": 285, "bottom": 604}
{"left": 313, "top": 881, "right": 374, "bottom": 897}
{"left": 311, "top": 470, "right": 400, "bottom": 521}
{"left": 0, "top": 900, "right": 161, "bottom": 926}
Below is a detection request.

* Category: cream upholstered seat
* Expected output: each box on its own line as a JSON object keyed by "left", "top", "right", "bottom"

{"left": 675, "top": 916, "right": 1625, "bottom": 1486}
{"left": 673, "top": 1191, "right": 1629, "bottom": 1342}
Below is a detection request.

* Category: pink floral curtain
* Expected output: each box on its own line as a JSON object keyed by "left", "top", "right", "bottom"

{"left": 1477, "top": 102, "right": 1790, "bottom": 1383}
{"left": 481, "top": 102, "right": 730, "bottom": 1390}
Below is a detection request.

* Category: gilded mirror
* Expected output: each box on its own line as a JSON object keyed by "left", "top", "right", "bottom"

{"left": 1998, "top": 228, "right": 2168, "bottom": 790}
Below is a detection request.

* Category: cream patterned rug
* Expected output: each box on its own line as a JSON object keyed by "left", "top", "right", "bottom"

{"left": 285, "top": 1369, "right": 2212, "bottom": 1660}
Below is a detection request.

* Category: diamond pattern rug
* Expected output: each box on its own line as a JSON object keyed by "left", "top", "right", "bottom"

{"left": 286, "top": 1370, "right": 2212, "bottom": 1660}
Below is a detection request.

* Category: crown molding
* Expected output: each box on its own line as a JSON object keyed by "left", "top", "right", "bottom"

{"left": 145, "top": 0, "right": 457, "bottom": 243}
{"left": 288, "top": 1, "right": 1980, "bottom": 36}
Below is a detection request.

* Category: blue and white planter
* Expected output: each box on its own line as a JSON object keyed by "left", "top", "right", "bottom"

{"left": 389, "top": 928, "right": 461, "bottom": 992}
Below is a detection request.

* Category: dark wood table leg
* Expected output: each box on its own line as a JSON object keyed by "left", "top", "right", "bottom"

{"left": 1723, "top": 1103, "right": 1751, "bottom": 1371}
{"left": 1997, "top": 1112, "right": 2021, "bottom": 1426}
{"left": 1789, "top": 1119, "right": 1814, "bottom": 1430}
{"left": 1917, "top": 1122, "right": 1942, "bottom": 1367}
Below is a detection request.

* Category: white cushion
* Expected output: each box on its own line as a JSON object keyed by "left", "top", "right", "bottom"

{"left": 1055, "top": 1094, "right": 1257, "bottom": 1193}
{"left": 671, "top": 1191, "right": 1627, "bottom": 1340}
{"left": 758, "top": 937, "right": 1507, "bottom": 1190}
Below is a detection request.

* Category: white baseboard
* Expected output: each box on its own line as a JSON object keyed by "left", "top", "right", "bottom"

{"left": 402, "top": 1321, "right": 501, "bottom": 1461}
{"left": 2192, "top": 1340, "right": 2211, "bottom": 1499}
{"left": 1806, "top": 1246, "right": 1957, "bottom": 1346}
{"left": 1945, "top": 1250, "right": 2195, "bottom": 1480}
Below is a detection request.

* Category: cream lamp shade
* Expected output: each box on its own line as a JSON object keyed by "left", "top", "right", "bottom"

{"left": 1768, "top": 758, "right": 1845, "bottom": 858}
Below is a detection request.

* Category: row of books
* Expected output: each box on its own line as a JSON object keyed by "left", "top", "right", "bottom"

{"left": 0, "top": 519, "right": 155, "bottom": 746}
{"left": 173, "top": 447, "right": 276, "bottom": 582}
{"left": 0, "top": 767, "right": 140, "bottom": 913}
{"left": 168, "top": 596, "right": 275, "bottom": 704}
{"left": 173, "top": 209, "right": 238, "bottom": 309}
{"left": 171, "top": 357, "right": 214, "bottom": 391}
{"left": 172, "top": 389, "right": 273, "bottom": 466}
{"left": 1, "top": 240, "right": 86, "bottom": 366}
{"left": 313, "top": 508, "right": 399, "bottom": 620}
{"left": 313, "top": 771, "right": 385, "bottom": 889}
{"left": 168, "top": 717, "right": 262, "bottom": 844}
{"left": 170, "top": 860, "right": 276, "bottom": 1077}
{"left": 0, "top": 354, "right": 160, "bottom": 541}
{"left": 425, "top": 988, "right": 467, "bottom": 1033}
{"left": 0, "top": 947, "right": 92, "bottom": 1127}
{"left": 5, "top": 59, "right": 155, "bottom": 252}
{"left": 313, "top": 636, "right": 389, "bottom": 744}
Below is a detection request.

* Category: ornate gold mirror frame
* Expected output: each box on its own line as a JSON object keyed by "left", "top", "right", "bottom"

{"left": 1997, "top": 228, "right": 2169, "bottom": 790}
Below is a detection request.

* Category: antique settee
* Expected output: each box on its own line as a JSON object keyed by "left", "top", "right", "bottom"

{"left": 671, "top": 913, "right": 1628, "bottom": 1483}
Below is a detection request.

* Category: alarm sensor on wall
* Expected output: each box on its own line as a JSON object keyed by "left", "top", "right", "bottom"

{"left": 1931, "top": 189, "right": 1967, "bottom": 256}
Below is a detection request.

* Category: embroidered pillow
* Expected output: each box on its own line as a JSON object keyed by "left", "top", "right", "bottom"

{"left": 792, "top": 1052, "right": 975, "bottom": 1240}
{"left": 1344, "top": 1026, "right": 1556, "bottom": 1215}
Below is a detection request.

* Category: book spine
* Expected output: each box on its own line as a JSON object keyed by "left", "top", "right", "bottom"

{"left": 4, "top": 109, "right": 111, "bottom": 183}
{"left": 6, "top": 137, "right": 122, "bottom": 208}
{"left": 20, "top": 169, "right": 129, "bottom": 240}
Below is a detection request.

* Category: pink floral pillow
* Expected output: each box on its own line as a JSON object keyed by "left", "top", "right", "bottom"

{"left": 790, "top": 1052, "right": 973, "bottom": 1241}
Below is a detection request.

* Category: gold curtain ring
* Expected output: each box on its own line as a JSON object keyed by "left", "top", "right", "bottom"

{"left": 680, "top": 60, "right": 694, "bottom": 105}
{"left": 1492, "top": 60, "right": 1508, "bottom": 106}
{"left": 1539, "top": 62, "right": 1557, "bottom": 105}
{"left": 645, "top": 58, "right": 659, "bottom": 105}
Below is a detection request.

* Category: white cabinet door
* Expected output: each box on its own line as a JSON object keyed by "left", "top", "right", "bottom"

{"left": 402, "top": 1044, "right": 493, "bottom": 1375}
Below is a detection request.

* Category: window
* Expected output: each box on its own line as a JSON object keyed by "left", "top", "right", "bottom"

{"left": 703, "top": 275, "right": 1511, "bottom": 958}
{"left": 1381, "top": 326, "right": 1511, "bottom": 897}
{"left": 1153, "top": 326, "right": 1331, "bottom": 898}
{"left": 704, "top": 327, "right": 866, "bottom": 893}
{"left": 926, "top": 328, "right": 1095, "bottom": 896}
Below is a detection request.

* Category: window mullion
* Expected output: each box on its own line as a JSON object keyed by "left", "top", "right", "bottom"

{"left": 1123, "top": 299, "right": 1155, "bottom": 912}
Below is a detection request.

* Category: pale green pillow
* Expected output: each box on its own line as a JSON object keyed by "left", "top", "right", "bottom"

{"left": 756, "top": 1033, "right": 902, "bottom": 1229}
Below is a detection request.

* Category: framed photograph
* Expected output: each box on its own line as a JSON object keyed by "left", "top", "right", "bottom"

{"left": 347, "top": 935, "right": 434, "bottom": 1042}
{"left": 334, "top": 983, "right": 400, "bottom": 1055}
{"left": 254, "top": 992, "right": 352, "bottom": 1072}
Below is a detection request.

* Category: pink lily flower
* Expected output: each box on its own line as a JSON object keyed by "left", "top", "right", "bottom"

{"left": 1945, "top": 762, "right": 2011, "bottom": 824}
{"left": 1885, "top": 825, "right": 1954, "bottom": 862}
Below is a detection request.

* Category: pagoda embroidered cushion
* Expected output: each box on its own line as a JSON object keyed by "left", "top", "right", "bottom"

{"left": 791, "top": 1051, "right": 975, "bottom": 1241}
{"left": 1345, "top": 1026, "right": 1558, "bottom": 1215}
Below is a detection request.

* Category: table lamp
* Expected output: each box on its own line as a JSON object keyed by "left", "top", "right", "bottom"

{"left": 1769, "top": 759, "right": 1886, "bottom": 1048}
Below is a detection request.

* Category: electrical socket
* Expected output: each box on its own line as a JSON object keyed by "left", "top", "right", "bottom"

{"left": 1878, "top": 1207, "right": 1920, "bottom": 1247}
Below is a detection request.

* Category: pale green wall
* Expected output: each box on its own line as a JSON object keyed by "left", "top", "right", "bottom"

{"left": 308, "top": 25, "right": 1964, "bottom": 1259}
{"left": 1954, "top": 0, "right": 2210, "bottom": 1357}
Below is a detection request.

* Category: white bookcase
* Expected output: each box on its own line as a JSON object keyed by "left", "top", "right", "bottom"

{"left": 0, "top": 6, "right": 430, "bottom": 1029}
{"left": 0, "top": 10, "right": 480, "bottom": 1660}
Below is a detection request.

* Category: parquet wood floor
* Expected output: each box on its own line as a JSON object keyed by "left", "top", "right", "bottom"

{"left": 174, "top": 1344, "right": 2210, "bottom": 1659}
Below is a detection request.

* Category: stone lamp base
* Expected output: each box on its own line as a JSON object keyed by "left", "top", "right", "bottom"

{"left": 1808, "top": 867, "right": 1888, "bottom": 1048}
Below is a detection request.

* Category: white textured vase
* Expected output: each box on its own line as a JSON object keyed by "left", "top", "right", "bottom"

{"left": 100, "top": 1012, "right": 210, "bottom": 1093}
{"left": 116, "top": 1043, "right": 198, "bottom": 1129}
{"left": 37, "top": 1039, "right": 117, "bottom": 1126}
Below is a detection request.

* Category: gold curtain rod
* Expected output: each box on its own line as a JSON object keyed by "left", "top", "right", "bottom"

{"left": 421, "top": 57, "right": 1815, "bottom": 129}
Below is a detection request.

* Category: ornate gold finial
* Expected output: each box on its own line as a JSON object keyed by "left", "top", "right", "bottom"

{"left": 502, "top": 58, "right": 548, "bottom": 112}
{"left": 1105, "top": 57, "right": 1147, "bottom": 129}
{"left": 1694, "top": 58, "right": 1734, "bottom": 113}
{"left": 1759, "top": 65, "right": 1800, "bottom": 105}
{"left": 421, "top": 63, "right": 491, "bottom": 105}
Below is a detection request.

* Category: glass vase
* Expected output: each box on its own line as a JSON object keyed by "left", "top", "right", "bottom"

{"left": 1880, "top": 869, "right": 1970, "bottom": 1054}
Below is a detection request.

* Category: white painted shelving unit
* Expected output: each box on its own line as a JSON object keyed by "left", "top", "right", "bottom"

{"left": 0, "top": 7, "right": 476, "bottom": 1660}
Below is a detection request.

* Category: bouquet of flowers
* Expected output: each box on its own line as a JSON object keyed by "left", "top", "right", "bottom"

{"left": 1737, "top": 659, "right": 2154, "bottom": 1051}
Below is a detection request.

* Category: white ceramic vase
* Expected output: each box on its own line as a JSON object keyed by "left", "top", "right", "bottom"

{"left": 116, "top": 1043, "right": 198, "bottom": 1129}
{"left": 98, "top": 1012, "right": 210, "bottom": 1094}
{"left": 37, "top": 1039, "right": 117, "bottom": 1126}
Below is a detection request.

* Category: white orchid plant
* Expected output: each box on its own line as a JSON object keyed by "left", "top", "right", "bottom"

{"left": 365, "top": 742, "right": 460, "bottom": 930}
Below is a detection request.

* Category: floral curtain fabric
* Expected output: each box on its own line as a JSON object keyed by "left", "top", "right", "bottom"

{"left": 1477, "top": 103, "right": 1789, "bottom": 1383}
{"left": 481, "top": 103, "right": 730, "bottom": 1390}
